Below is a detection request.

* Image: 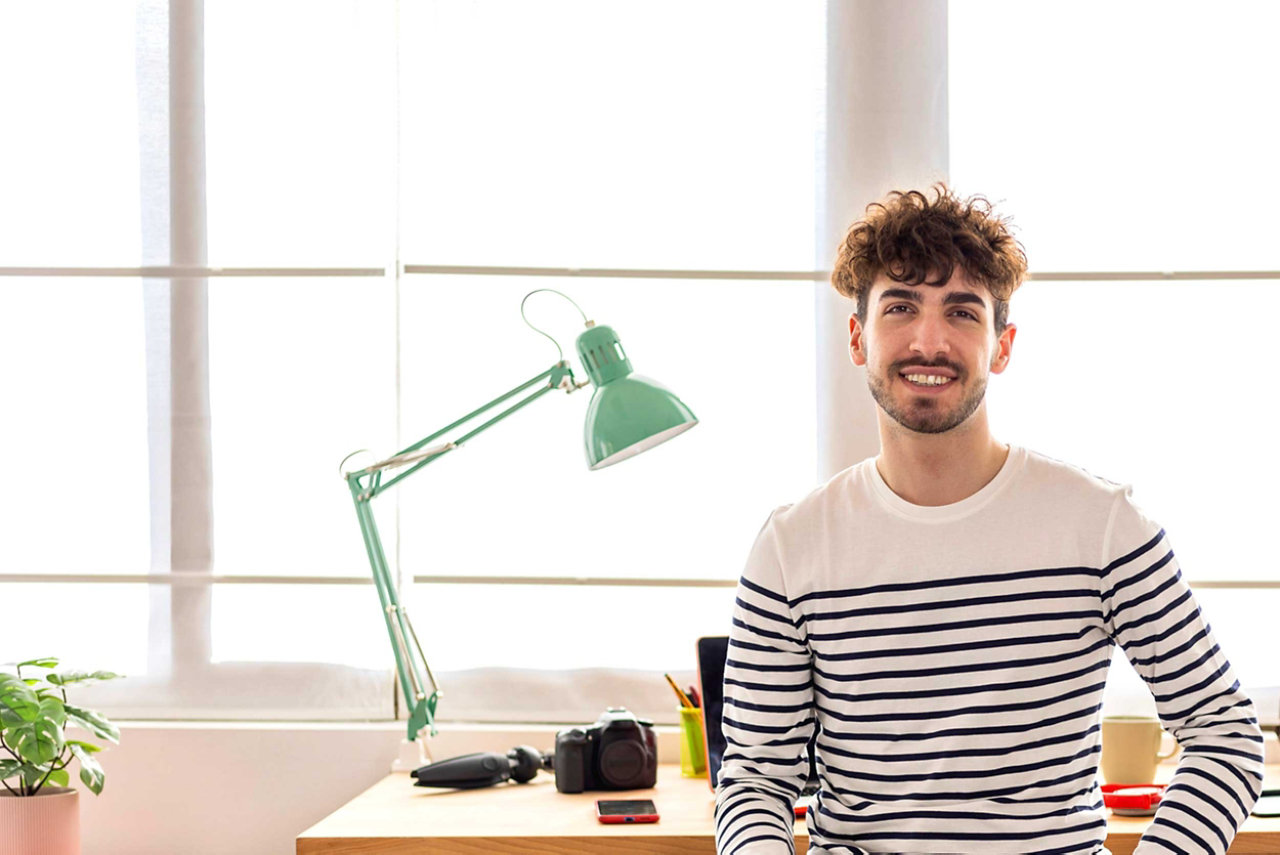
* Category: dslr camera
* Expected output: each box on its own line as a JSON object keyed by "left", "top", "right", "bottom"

{"left": 552, "top": 707, "right": 658, "bottom": 793}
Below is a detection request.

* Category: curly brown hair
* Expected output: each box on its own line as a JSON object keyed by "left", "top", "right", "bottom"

{"left": 831, "top": 183, "right": 1027, "bottom": 334}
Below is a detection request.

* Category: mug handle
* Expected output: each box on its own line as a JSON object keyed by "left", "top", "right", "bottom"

{"left": 1157, "top": 731, "right": 1180, "bottom": 762}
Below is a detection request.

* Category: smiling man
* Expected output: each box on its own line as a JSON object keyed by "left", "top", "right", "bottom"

{"left": 713, "top": 185, "right": 1263, "bottom": 855}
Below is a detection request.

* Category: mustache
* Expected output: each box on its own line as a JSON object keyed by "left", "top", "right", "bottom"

{"left": 894, "top": 359, "right": 962, "bottom": 374}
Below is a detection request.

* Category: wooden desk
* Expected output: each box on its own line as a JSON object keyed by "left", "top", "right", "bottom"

{"left": 298, "top": 764, "right": 1280, "bottom": 854}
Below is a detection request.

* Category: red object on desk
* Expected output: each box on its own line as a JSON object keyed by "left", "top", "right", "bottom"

{"left": 1101, "top": 784, "right": 1164, "bottom": 815}
{"left": 595, "top": 799, "right": 659, "bottom": 824}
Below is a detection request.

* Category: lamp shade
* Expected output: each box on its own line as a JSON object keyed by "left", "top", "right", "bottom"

{"left": 576, "top": 323, "right": 697, "bottom": 470}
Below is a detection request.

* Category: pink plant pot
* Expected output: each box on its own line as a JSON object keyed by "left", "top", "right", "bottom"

{"left": 0, "top": 787, "right": 80, "bottom": 855}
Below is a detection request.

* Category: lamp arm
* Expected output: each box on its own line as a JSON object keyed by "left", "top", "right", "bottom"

{"left": 349, "top": 362, "right": 581, "bottom": 498}
{"left": 344, "top": 360, "right": 581, "bottom": 741}
{"left": 348, "top": 487, "right": 437, "bottom": 739}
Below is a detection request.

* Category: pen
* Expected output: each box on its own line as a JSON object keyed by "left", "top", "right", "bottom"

{"left": 663, "top": 673, "right": 694, "bottom": 708}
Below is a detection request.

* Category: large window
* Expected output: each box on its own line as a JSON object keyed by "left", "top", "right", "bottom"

{"left": 951, "top": 1, "right": 1280, "bottom": 707}
{"left": 9, "top": 1, "right": 1270, "bottom": 731}
{"left": 0, "top": 1, "right": 824, "bottom": 725}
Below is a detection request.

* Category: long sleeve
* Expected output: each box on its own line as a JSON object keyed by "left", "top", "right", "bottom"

{"left": 1101, "top": 487, "right": 1264, "bottom": 854}
{"left": 715, "top": 507, "right": 814, "bottom": 855}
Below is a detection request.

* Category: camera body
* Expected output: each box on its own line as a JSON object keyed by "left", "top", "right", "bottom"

{"left": 552, "top": 707, "right": 658, "bottom": 793}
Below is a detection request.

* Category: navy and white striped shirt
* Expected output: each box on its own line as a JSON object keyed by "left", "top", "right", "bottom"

{"left": 715, "top": 446, "right": 1263, "bottom": 855}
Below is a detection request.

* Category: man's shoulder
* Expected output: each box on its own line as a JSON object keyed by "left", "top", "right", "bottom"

{"left": 1020, "top": 446, "right": 1130, "bottom": 496}
{"left": 768, "top": 459, "right": 872, "bottom": 529}
{"left": 1013, "top": 446, "right": 1137, "bottom": 528}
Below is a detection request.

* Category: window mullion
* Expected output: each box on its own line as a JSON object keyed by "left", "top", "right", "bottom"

{"left": 168, "top": 0, "right": 213, "bottom": 675}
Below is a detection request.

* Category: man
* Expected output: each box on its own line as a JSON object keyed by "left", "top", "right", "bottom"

{"left": 714, "top": 185, "right": 1263, "bottom": 855}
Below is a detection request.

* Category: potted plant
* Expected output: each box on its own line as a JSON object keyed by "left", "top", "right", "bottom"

{"left": 0, "top": 658, "right": 120, "bottom": 855}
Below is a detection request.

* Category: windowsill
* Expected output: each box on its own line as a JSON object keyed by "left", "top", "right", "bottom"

{"left": 112, "top": 718, "right": 692, "bottom": 764}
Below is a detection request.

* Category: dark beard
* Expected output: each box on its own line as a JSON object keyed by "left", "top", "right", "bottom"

{"left": 868, "top": 370, "right": 988, "bottom": 434}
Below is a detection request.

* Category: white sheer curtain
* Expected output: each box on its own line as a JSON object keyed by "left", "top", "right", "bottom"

{"left": 0, "top": 0, "right": 825, "bottom": 726}
{"left": 9, "top": 0, "right": 1275, "bottom": 730}
{"left": 0, "top": 1, "right": 393, "bottom": 720}
{"left": 950, "top": 0, "right": 1280, "bottom": 708}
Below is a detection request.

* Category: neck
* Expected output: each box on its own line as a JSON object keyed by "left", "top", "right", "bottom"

{"left": 874, "top": 406, "right": 1010, "bottom": 507}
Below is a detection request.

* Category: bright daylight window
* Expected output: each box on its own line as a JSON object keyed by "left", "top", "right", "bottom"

{"left": 950, "top": 1, "right": 1280, "bottom": 706}
{"left": 12, "top": 0, "right": 1265, "bottom": 731}
{"left": 0, "top": 1, "right": 823, "bottom": 726}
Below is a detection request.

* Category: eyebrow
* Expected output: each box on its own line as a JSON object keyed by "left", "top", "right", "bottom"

{"left": 878, "top": 287, "right": 988, "bottom": 311}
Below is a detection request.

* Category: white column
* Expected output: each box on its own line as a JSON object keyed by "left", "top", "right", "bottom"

{"left": 815, "top": 0, "right": 949, "bottom": 480}
{"left": 168, "top": 0, "right": 213, "bottom": 671}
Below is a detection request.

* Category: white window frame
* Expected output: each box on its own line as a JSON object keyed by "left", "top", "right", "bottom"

{"left": 6, "top": 1, "right": 1276, "bottom": 729}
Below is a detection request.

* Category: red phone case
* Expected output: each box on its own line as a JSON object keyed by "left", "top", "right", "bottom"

{"left": 595, "top": 800, "right": 660, "bottom": 824}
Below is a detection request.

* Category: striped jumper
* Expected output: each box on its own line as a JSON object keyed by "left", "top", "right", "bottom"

{"left": 715, "top": 445, "right": 1263, "bottom": 855}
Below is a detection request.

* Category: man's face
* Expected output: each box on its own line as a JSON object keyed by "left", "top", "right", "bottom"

{"left": 849, "top": 271, "right": 1016, "bottom": 435}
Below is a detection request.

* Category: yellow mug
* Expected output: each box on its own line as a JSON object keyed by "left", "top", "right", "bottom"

{"left": 1100, "top": 716, "right": 1179, "bottom": 784}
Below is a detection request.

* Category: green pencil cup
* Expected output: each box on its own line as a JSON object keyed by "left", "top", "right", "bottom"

{"left": 679, "top": 706, "right": 708, "bottom": 777}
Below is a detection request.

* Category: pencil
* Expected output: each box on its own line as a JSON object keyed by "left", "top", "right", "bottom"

{"left": 663, "top": 673, "right": 694, "bottom": 708}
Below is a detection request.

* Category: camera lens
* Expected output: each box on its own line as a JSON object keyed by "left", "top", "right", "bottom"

{"left": 599, "top": 740, "right": 647, "bottom": 787}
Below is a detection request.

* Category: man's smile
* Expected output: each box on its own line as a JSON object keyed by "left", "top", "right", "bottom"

{"left": 901, "top": 372, "right": 954, "bottom": 388}
{"left": 897, "top": 365, "right": 960, "bottom": 392}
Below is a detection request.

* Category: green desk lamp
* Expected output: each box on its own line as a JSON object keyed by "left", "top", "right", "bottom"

{"left": 342, "top": 289, "right": 697, "bottom": 751}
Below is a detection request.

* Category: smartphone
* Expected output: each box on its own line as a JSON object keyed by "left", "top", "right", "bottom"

{"left": 595, "top": 798, "right": 659, "bottom": 824}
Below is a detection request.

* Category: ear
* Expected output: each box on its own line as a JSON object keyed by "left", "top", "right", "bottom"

{"left": 849, "top": 312, "right": 867, "bottom": 367}
{"left": 989, "top": 322, "right": 1017, "bottom": 374}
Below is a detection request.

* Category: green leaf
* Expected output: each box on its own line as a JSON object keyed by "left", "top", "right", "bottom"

{"left": 34, "top": 686, "right": 61, "bottom": 703}
{"left": 66, "top": 739, "right": 101, "bottom": 754}
{"left": 0, "top": 681, "right": 39, "bottom": 722}
{"left": 69, "top": 742, "right": 105, "bottom": 795}
{"left": 44, "top": 767, "right": 69, "bottom": 789}
{"left": 13, "top": 658, "right": 58, "bottom": 669}
{"left": 8, "top": 715, "right": 64, "bottom": 765}
{"left": 38, "top": 697, "right": 66, "bottom": 728}
{"left": 0, "top": 672, "right": 29, "bottom": 690}
{"left": 49, "top": 670, "right": 122, "bottom": 686}
{"left": 64, "top": 704, "right": 119, "bottom": 744}
{"left": 0, "top": 705, "right": 24, "bottom": 727}
{"left": 0, "top": 758, "right": 20, "bottom": 781}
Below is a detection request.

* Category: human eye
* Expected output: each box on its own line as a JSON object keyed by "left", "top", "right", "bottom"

{"left": 885, "top": 304, "right": 913, "bottom": 315}
{"left": 952, "top": 308, "right": 979, "bottom": 321}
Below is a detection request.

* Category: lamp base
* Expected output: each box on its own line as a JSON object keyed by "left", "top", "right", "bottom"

{"left": 391, "top": 735, "right": 432, "bottom": 773}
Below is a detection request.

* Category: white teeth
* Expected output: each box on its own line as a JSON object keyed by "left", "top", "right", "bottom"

{"left": 903, "top": 373, "right": 952, "bottom": 386}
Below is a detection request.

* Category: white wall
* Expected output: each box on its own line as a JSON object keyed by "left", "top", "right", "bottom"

{"left": 80, "top": 723, "right": 401, "bottom": 855}
{"left": 79, "top": 721, "right": 686, "bottom": 855}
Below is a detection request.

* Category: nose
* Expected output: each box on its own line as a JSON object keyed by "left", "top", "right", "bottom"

{"left": 908, "top": 309, "right": 952, "bottom": 360}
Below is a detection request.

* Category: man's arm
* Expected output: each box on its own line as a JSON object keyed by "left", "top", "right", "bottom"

{"left": 715, "top": 506, "right": 816, "bottom": 855}
{"left": 1101, "top": 487, "right": 1264, "bottom": 855}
